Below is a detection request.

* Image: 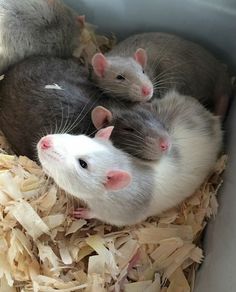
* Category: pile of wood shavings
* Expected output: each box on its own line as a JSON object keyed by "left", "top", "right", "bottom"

{"left": 0, "top": 145, "right": 227, "bottom": 292}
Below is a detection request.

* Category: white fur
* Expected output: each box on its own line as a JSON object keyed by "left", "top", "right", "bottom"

{"left": 37, "top": 92, "right": 222, "bottom": 226}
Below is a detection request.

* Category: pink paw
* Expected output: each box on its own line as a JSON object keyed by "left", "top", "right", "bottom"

{"left": 72, "top": 208, "right": 93, "bottom": 219}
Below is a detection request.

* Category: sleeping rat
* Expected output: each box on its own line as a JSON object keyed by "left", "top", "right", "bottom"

{"left": 0, "top": 0, "right": 81, "bottom": 74}
{"left": 91, "top": 90, "right": 222, "bottom": 162}
{"left": 91, "top": 32, "right": 232, "bottom": 116}
{"left": 0, "top": 56, "right": 170, "bottom": 161}
{"left": 37, "top": 112, "right": 222, "bottom": 226}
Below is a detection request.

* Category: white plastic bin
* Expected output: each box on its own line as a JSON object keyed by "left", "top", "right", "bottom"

{"left": 64, "top": 1, "right": 236, "bottom": 291}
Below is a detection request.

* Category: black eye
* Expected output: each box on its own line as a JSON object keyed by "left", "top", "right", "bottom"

{"left": 124, "top": 127, "right": 135, "bottom": 133}
{"left": 142, "top": 70, "right": 145, "bottom": 74}
{"left": 78, "top": 159, "right": 88, "bottom": 169}
{"left": 116, "top": 74, "right": 125, "bottom": 80}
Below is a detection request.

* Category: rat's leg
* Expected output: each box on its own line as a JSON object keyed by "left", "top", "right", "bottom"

{"left": 72, "top": 208, "right": 94, "bottom": 219}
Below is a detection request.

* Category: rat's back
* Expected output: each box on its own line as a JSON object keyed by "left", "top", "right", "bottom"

{"left": 148, "top": 90, "right": 222, "bottom": 215}
{"left": 0, "top": 0, "right": 80, "bottom": 74}
{"left": 108, "top": 32, "right": 232, "bottom": 114}
{"left": 0, "top": 56, "right": 98, "bottom": 158}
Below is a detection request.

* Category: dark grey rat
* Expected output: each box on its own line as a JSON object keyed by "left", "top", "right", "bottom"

{"left": 0, "top": 56, "right": 170, "bottom": 162}
{"left": 0, "top": 56, "right": 100, "bottom": 159}
{"left": 91, "top": 32, "right": 232, "bottom": 117}
{"left": 0, "top": 0, "right": 81, "bottom": 74}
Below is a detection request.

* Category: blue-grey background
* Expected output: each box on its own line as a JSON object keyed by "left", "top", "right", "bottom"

{"left": 64, "top": 1, "right": 236, "bottom": 291}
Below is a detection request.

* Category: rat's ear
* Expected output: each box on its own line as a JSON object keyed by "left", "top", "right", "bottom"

{"left": 91, "top": 106, "right": 113, "bottom": 129}
{"left": 77, "top": 15, "right": 85, "bottom": 27}
{"left": 95, "top": 126, "right": 114, "bottom": 140}
{"left": 104, "top": 170, "right": 132, "bottom": 190}
{"left": 91, "top": 53, "right": 109, "bottom": 78}
{"left": 134, "top": 48, "right": 147, "bottom": 68}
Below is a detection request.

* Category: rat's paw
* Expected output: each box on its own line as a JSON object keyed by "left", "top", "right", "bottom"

{"left": 72, "top": 208, "right": 93, "bottom": 219}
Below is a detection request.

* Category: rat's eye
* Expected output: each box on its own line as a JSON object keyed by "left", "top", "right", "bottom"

{"left": 124, "top": 127, "right": 135, "bottom": 133}
{"left": 116, "top": 74, "right": 125, "bottom": 80}
{"left": 142, "top": 70, "right": 145, "bottom": 74}
{"left": 78, "top": 159, "right": 88, "bottom": 169}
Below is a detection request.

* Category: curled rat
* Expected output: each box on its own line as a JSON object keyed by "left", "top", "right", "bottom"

{"left": 0, "top": 0, "right": 81, "bottom": 74}
{"left": 0, "top": 56, "right": 170, "bottom": 162}
{"left": 91, "top": 32, "right": 232, "bottom": 116}
{"left": 91, "top": 90, "right": 222, "bottom": 162}
{"left": 37, "top": 111, "right": 222, "bottom": 226}
{"left": 0, "top": 56, "right": 99, "bottom": 158}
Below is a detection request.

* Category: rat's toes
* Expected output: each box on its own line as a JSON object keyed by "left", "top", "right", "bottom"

{"left": 72, "top": 208, "right": 92, "bottom": 219}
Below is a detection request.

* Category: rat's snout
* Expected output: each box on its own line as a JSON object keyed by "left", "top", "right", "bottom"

{"left": 141, "top": 85, "right": 153, "bottom": 98}
{"left": 160, "top": 138, "right": 171, "bottom": 152}
{"left": 160, "top": 140, "right": 169, "bottom": 151}
{"left": 39, "top": 136, "right": 53, "bottom": 150}
{"left": 146, "top": 136, "right": 170, "bottom": 154}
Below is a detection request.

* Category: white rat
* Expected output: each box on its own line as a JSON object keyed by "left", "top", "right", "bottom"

{"left": 37, "top": 90, "right": 222, "bottom": 226}
{"left": 37, "top": 126, "right": 155, "bottom": 226}
{"left": 91, "top": 32, "right": 232, "bottom": 116}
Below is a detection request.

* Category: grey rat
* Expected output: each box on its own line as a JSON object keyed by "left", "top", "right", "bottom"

{"left": 37, "top": 109, "right": 222, "bottom": 226}
{"left": 91, "top": 89, "right": 222, "bottom": 162}
{"left": 0, "top": 56, "right": 100, "bottom": 159}
{"left": 0, "top": 56, "right": 170, "bottom": 162}
{"left": 91, "top": 32, "right": 232, "bottom": 116}
{"left": 0, "top": 0, "right": 81, "bottom": 74}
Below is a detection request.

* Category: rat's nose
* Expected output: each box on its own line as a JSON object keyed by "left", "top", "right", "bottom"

{"left": 160, "top": 138, "right": 170, "bottom": 151}
{"left": 40, "top": 136, "right": 52, "bottom": 150}
{"left": 141, "top": 85, "right": 152, "bottom": 97}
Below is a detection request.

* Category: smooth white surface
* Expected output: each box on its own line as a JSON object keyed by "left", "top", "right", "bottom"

{"left": 64, "top": 1, "right": 236, "bottom": 291}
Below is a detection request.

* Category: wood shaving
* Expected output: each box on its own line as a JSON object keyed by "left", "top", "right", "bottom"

{"left": 45, "top": 84, "right": 63, "bottom": 90}
{"left": 0, "top": 144, "right": 227, "bottom": 291}
{"left": 73, "top": 15, "right": 116, "bottom": 67}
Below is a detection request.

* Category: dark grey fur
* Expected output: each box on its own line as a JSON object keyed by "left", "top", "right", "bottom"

{"left": 0, "top": 56, "right": 172, "bottom": 162}
{"left": 0, "top": 57, "right": 100, "bottom": 158}
{"left": 107, "top": 104, "right": 170, "bottom": 161}
{"left": 0, "top": 0, "right": 81, "bottom": 74}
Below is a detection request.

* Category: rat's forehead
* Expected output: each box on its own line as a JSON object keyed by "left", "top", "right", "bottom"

{"left": 68, "top": 135, "right": 107, "bottom": 156}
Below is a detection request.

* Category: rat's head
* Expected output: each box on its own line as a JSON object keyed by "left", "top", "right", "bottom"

{"left": 92, "top": 105, "right": 171, "bottom": 161}
{"left": 91, "top": 49, "right": 153, "bottom": 102}
{"left": 37, "top": 127, "right": 131, "bottom": 199}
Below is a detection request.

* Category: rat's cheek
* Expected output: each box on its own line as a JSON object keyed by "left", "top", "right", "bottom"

{"left": 130, "top": 84, "right": 142, "bottom": 101}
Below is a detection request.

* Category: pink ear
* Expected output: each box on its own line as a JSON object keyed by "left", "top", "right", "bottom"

{"left": 95, "top": 126, "right": 114, "bottom": 140}
{"left": 134, "top": 48, "right": 147, "bottom": 68}
{"left": 91, "top": 53, "right": 109, "bottom": 78}
{"left": 104, "top": 170, "right": 132, "bottom": 190}
{"left": 91, "top": 106, "right": 113, "bottom": 129}
{"left": 77, "top": 15, "right": 85, "bottom": 27}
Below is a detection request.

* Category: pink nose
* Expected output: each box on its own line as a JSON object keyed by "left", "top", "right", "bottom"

{"left": 40, "top": 136, "right": 52, "bottom": 150}
{"left": 160, "top": 140, "right": 170, "bottom": 151}
{"left": 141, "top": 85, "right": 152, "bottom": 97}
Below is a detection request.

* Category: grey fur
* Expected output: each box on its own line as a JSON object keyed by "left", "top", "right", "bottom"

{"left": 0, "top": 56, "right": 170, "bottom": 162}
{"left": 95, "top": 32, "right": 232, "bottom": 115}
{"left": 107, "top": 104, "right": 170, "bottom": 161}
{"left": 0, "top": 0, "right": 81, "bottom": 74}
{"left": 0, "top": 56, "right": 100, "bottom": 158}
